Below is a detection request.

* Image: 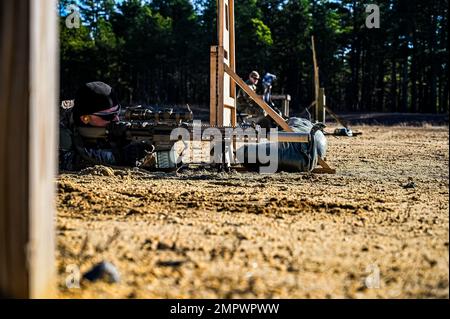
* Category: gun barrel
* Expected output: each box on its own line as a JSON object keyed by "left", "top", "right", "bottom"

{"left": 124, "top": 107, "right": 193, "bottom": 123}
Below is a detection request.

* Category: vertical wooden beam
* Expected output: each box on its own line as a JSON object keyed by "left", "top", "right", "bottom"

{"left": 217, "top": 46, "right": 225, "bottom": 126}
{"left": 311, "top": 36, "right": 320, "bottom": 101}
{"left": 0, "top": 0, "right": 57, "bottom": 298}
{"left": 210, "top": 46, "right": 218, "bottom": 126}
{"left": 211, "top": 0, "right": 235, "bottom": 127}
{"left": 217, "top": 0, "right": 224, "bottom": 48}
{"left": 228, "top": 1, "right": 236, "bottom": 93}
{"left": 318, "top": 88, "right": 326, "bottom": 123}
{"left": 311, "top": 36, "right": 320, "bottom": 121}
{"left": 29, "top": 0, "right": 58, "bottom": 298}
{"left": 283, "top": 95, "right": 291, "bottom": 118}
{"left": 0, "top": 0, "right": 30, "bottom": 298}
{"left": 228, "top": 0, "right": 236, "bottom": 127}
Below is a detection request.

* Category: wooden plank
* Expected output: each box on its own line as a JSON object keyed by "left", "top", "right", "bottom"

{"left": 224, "top": 64, "right": 292, "bottom": 132}
{"left": 230, "top": 105, "right": 237, "bottom": 127}
{"left": 311, "top": 36, "right": 319, "bottom": 99}
{"left": 29, "top": 0, "right": 57, "bottom": 298}
{"left": 217, "top": 0, "right": 224, "bottom": 48}
{"left": 317, "top": 88, "right": 326, "bottom": 123}
{"left": 268, "top": 132, "right": 310, "bottom": 143}
{"left": 211, "top": 1, "right": 235, "bottom": 127}
{"left": 209, "top": 46, "right": 218, "bottom": 125}
{"left": 313, "top": 158, "right": 336, "bottom": 174}
{"left": 271, "top": 94, "right": 291, "bottom": 100}
{"left": 228, "top": 0, "right": 237, "bottom": 148}
{"left": 311, "top": 167, "right": 336, "bottom": 174}
{"left": 229, "top": 0, "right": 236, "bottom": 102}
{"left": 222, "top": 0, "right": 230, "bottom": 63}
{"left": 311, "top": 36, "right": 320, "bottom": 121}
{"left": 282, "top": 99, "right": 290, "bottom": 118}
{"left": 0, "top": 0, "right": 30, "bottom": 298}
{"left": 0, "top": 0, "right": 56, "bottom": 298}
{"left": 217, "top": 46, "right": 225, "bottom": 126}
{"left": 324, "top": 106, "right": 349, "bottom": 129}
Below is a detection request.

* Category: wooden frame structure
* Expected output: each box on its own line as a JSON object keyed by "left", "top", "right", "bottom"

{"left": 0, "top": 0, "right": 57, "bottom": 298}
{"left": 210, "top": 2, "right": 335, "bottom": 173}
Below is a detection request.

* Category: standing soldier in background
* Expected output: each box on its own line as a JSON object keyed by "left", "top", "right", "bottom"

{"left": 236, "top": 71, "right": 284, "bottom": 129}
{"left": 262, "top": 72, "right": 277, "bottom": 107}
{"left": 236, "top": 71, "right": 267, "bottom": 125}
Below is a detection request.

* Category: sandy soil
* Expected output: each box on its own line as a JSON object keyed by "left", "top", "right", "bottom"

{"left": 56, "top": 125, "right": 449, "bottom": 298}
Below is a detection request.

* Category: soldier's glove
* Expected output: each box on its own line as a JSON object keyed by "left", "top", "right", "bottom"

{"left": 121, "top": 142, "right": 153, "bottom": 167}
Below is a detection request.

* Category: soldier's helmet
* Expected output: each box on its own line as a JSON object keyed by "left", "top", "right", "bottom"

{"left": 249, "top": 71, "right": 260, "bottom": 80}
{"left": 73, "top": 81, "right": 120, "bottom": 125}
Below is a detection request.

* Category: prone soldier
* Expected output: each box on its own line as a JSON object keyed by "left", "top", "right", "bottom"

{"left": 59, "top": 81, "right": 150, "bottom": 171}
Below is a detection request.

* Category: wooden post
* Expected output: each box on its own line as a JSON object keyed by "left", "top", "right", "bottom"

{"left": 311, "top": 36, "right": 320, "bottom": 121}
{"left": 318, "top": 88, "right": 326, "bottom": 123}
{"left": 210, "top": 46, "right": 217, "bottom": 125}
{"left": 229, "top": 0, "right": 236, "bottom": 126}
{"left": 0, "top": 0, "right": 57, "bottom": 298}
{"left": 210, "top": 46, "right": 218, "bottom": 125}
{"left": 217, "top": 46, "right": 225, "bottom": 126}
{"left": 210, "top": 0, "right": 236, "bottom": 127}
{"left": 282, "top": 96, "right": 290, "bottom": 118}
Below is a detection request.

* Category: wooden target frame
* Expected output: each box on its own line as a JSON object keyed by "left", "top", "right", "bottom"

{"left": 210, "top": 1, "right": 335, "bottom": 173}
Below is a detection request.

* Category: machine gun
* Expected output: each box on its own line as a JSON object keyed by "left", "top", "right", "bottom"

{"left": 75, "top": 105, "right": 316, "bottom": 172}
{"left": 76, "top": 105, "right": 195, "bottom": 170}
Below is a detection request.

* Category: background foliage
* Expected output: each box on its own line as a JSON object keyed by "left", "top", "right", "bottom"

{"left": 59, "top": 0, "right": 449, "bottom": 114}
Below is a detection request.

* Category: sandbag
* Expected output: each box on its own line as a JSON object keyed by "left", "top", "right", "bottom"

{"left": 239, "top": 117, "right": 328, "bottom": 173}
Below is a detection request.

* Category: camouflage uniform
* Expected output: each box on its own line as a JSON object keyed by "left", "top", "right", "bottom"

{"left": 58, "top": 106, "right": 118, "bottom": 171}
{"left": 236, "top": 79, "right": 267, "bottom": 125}
{"left": 59, "top": 82, "right": 123, "bottom": 171}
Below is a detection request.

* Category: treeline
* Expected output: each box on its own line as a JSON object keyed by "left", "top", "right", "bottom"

{"left": 59, "top": 0, "right": 449, "bottom": 114}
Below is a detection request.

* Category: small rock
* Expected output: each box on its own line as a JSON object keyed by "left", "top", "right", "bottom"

{"left": 157, "top": 260, "right": 185, "bottom": 267}
{"left": 403, "top": 180, "right": 416, "bottom": 189}
{"left": 83, "top": 261, "right": 120, "bottom": 283}
{"left": 126, "top": 208, "right": 141, "bottom": 216}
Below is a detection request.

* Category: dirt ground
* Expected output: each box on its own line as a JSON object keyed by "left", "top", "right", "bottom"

{"left": 56, "top": 124, "right": 449, "bottom": 299}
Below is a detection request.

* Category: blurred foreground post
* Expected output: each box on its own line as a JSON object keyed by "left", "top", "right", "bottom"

{"left": 0, "top": 0, "right": 57, "bottom": 298}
